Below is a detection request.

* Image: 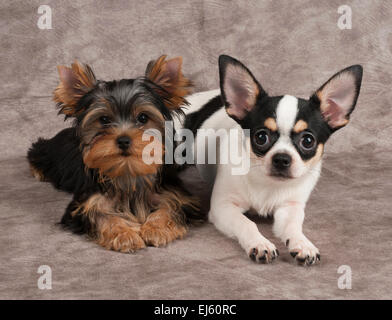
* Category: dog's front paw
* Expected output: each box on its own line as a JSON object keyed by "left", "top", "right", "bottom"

{"left": 140, "top": 222, "right": 186, "bottom": 247}
{"left": 286, "top": 236, "right": 320, "bottom": 266}
{"left": 99, "top": 229, "right": 146, "bottom": 253}
{"left": 140, "top": 210, "right": 187, "bottom": 247}
{"left": 96, "top": 216, "right": 146, "bottom": 253}
{"left": 248, "top": 240, "right": 279, "bottom": 264}
{"left": 112, "top": 230, "right": 146, "bottom": 253}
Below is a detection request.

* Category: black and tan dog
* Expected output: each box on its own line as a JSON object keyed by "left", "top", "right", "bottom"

{"left": 28, "top": 56, "right": 199, "bottom": 252}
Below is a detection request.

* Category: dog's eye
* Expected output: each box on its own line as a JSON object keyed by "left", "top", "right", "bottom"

{"left": 300, "top": 133, "right": 316, "bottom": 150}
{"left": 99, "top": 116, "right": 111, "bottom": 125}
{"left": 254, "top": 129, "right": 270, "bottom": 147}
{"left": 136, "top": 113, "right": 149, "bottom": 124}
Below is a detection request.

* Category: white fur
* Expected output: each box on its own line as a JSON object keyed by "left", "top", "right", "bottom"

{"left": 180, "top": 90, "right": 321, "bottom": 264}
{"left": 276, "top": 95, "right": 298, "bottom": 135}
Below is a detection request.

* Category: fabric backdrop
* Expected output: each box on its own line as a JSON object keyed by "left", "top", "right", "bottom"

{"left": 0, "top": 0, "right": 391, "bottom": 299}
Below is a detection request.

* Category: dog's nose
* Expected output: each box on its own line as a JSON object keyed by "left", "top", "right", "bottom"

{"left": 117, "top": 136, "right": 131, "bottom": 150}
{"left": 272, "top": 153, "right": 292, "bottom": 170}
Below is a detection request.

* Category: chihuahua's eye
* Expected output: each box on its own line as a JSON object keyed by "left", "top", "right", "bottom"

{"left": 136, "top": 113, "right": 149, "bottom": 124}
{"left": 99, "top": 116, "right": 111, "bottom": 125}
{"left": 300, "top": 132, "right": 316, "bottom": 150}
{"left": 254, "top": 129, "right": 270, "bottom": 147}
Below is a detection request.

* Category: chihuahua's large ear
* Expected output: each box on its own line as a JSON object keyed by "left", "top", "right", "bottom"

{"left": 53, "top": 60, "right": 97, "bottom": 117}
{"left": 314, "top": 65, "right": 363, "bottom": 131}
{"left": 145, "top": 55, "right": 192, "bottom": 110}
{"left": 219, "top": 55, "right": 266, "bottom": 121}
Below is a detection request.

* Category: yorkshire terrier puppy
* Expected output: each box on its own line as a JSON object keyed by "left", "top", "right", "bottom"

{"left": 28, "top": 56, "right": 199, "bottom": 252}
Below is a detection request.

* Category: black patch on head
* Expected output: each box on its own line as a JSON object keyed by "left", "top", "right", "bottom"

{"left": 184, "top": 95, "right": 224, "bottom": 135}
{"left": 240, "top": 96, "right": 283, "bottom": 157}
{"left": 291, "top": 98, "right": 331, "bottom": 160}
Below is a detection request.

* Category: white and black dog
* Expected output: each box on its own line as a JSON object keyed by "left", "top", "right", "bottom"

{"left": 181, "top": 55, "right": 362, "bottom": 265}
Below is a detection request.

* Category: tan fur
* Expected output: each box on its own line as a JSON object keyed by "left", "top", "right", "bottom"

{"left": 83, "top": 128, "right": 163, "bottom": 180}
{"left": 73, "top": 193, "right": 145, "bottom": 252}
{"left": 96, "top": 215, "right": 145, "bottom": 253}
{"left": 139, "top": 189, "right": 198, "bottom": 246}
{"left": 158, "top": 189, "right": 199, "bottom": 215}
{"left": 140, "top": 208, "right": 187, "bottom": 247}
{"left": 70, "top": 184, "right": 198, "bottom": 251}
{"left": 76, "top": 193, "right": 114, "bottom": 217}
{"left": 54, "top": 60, "right": 96, "bottom": 116}
{"left": 145, "top": 55, "right": 192, "bottom": 110}
{"left": 293, "top": 120, "right": 308, "bottom": 133}
{"left": 29, "top": 164, "right": 46, "bottom": 181}
{"left": 305, "top": 144, "right": 324, "bottom": 167}
{"left": 264, "top": 117, "right": 277, "bottom": 131}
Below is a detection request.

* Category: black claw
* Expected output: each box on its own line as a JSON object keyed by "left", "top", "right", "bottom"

{"left": 276, "top": 249, "right": 280, "bottom": 256}
{"left": 290, "top": 251, "right": 298, "bottom": 258}
{"left": 286, "top": 239, "right": 290, "bottom": 247}
{"left": 264, "top": 250, "right": 268, "bottom": 254}
{"left": 249, "top": 248, "right": 257, "bottom": 261}
{"left": 297, "top": 257, "right": 306, "bottom": 263}
{"left": 308, "top": 257, "right": 315, "bottom": 265}
{"left": 316, "top": 253, "right": 321, "bottom": 261}
{"left": 259, "top": 254, "right": 267, "bottom": 262}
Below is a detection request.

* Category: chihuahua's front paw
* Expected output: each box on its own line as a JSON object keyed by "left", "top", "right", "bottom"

{"left": 248, "top": 240, "right": 279, "bottom": 264}
{"left": 286, "top": 236, "right": 320, "bottom": 266}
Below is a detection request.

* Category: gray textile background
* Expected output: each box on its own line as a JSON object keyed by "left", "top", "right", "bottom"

{"left": 0, "top": 0, "right": 391, "bottom": 299}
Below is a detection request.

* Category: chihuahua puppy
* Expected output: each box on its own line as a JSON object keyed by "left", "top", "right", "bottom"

{"left": 28, "top": 56, "right": 199, "bottom": 253}
{"left": 183, "top": 55, "right": 362, "bottom": 265}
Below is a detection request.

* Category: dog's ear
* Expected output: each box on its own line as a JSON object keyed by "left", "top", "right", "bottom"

{"left": 314, "top": 65, "right": 363, "bottom": 131}
{"left": 54, "top": 60, "right": 97, "bottom": 117}
{"left": 145, "top": 55, "right": 192, "bottom": 110}
{"left": 219, "top": 55, "right": 266, "bottom": 122}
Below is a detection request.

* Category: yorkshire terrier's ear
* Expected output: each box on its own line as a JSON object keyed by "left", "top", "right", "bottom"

{"left": 145, "top": 55, "right": 192, "bottom": 110}
{"left": 53, "top": 60, "right": 97, "bottom": 117}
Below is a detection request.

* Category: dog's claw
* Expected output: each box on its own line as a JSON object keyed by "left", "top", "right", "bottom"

{"left": 287, "top": 236, "right": 320, "bottom": 266}
{"left": 249, "top": 248, "right": 258, "bottom": 261}
{"left": 248, "top": 241, "right": 278, "bottom": 264}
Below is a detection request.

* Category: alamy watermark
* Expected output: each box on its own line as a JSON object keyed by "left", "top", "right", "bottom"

{"left": 141, "top": 122, "right": 251, "bottom": 175}
{"left": 37, "top": 5, "right": 52, "bottom": 30}
{"left": 37, "top": 265, "right": 52, "bottom": 290}
{"left": 337, "top": 265, "right": 352, "bottom": 289}
{"left": 337, "top": 5, "right": 352, "bottom": 30}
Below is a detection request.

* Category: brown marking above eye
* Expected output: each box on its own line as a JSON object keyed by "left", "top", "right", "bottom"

{"left": 264, "top": 117, "right": 277, "bottom": 131}
{"left": 293, "top": 119, "right": 308, "bottom": 133}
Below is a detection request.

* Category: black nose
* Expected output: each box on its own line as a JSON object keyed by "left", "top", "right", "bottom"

{"left": 272, "top": 153, "right": 292, "bottom": 170}
{"left": 117, "top": 136, "right": 131, "bottom": 150}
